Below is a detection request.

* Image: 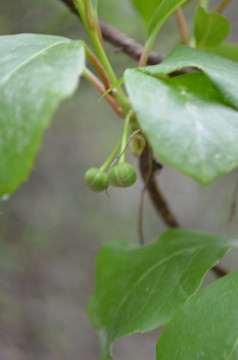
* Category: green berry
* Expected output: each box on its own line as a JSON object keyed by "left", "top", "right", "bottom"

{"left": 85, "top": 168, "right": 108, "bottom": 192}
{"left": 108, "top": 162, "right": 137, "bottom": 188}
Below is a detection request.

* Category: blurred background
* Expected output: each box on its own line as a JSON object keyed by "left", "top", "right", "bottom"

{"left": 0, "top": 1, "right": 237, "bottom": 359}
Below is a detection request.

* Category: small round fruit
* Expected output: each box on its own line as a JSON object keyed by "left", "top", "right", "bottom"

{"left": 85, "top": 168, "right": 108, "bottom": 192}
{"left": 108, "top": 162, "right": 137, "bottom": 188}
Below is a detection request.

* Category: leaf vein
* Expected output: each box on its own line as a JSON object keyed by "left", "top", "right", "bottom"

{"left": 0, "top": 40, "right": 68, "bottom": 87}
{"left": 109, "top": 244, "right": 205, "bottom": 339}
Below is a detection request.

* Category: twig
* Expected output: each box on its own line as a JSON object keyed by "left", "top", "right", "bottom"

{"left": 139, "top": 146, "right": 178, "bottom": 228}
{"left": 139, "top": 145, "right": 229, "bottom": 278}
{"left": 175, "top": 7, "right": 189, "bottom": 45}
{"left": 138, "top": 146, "right": 157, "bottom": 245}
{"left": 212, "top": 263, "right": 229, "bottom": 277}
{"left": 60, "top": 0, "right": 165, "bottom": 65}
{"left": 61, "top": 0, "right": 194, "bottom": 75}
{"left": 84, "top": 45, "right": 111, "bottom": 89}
{"left": 83, "top": 69, "right": 122, "bottom": 116}
{"left": 228, "top": 179, "right": 238, "bottom": 223}
{"left": 138, "top": 186, "right": 146, "bottom": 245}
{"left": 216, "top": 0, "right": 232, "bottom": 13}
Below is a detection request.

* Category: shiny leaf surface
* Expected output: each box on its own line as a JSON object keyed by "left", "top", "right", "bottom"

{"left": 0, "top": 34, "right": 85, "bottom": 197}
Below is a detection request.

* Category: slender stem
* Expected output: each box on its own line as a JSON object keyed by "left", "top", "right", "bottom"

{"left": 139, "top": 5, "right": 188, "bottom": 67}
{"left": 215, "top": 0, "right": 231, "bottom": 13}
{"left": 84, "top": 43, "right": 111, "bottom": 89}
{"left": 109, "top": 129, "right": 140, "bottom": 172}
{"left": 85, "top": 0, "right": 104, "bottom": 45}
{"left": 100, "top": 141, "right": 121, "bottom": 172}
{"left": 61, "top": 0, "right": 182, "bottom": 67}
{"left": 73, "top": 0, "right": 129, "bottom": 114}
{"left": 228, "top": 179, "right": 238, "bottom": 223}
{"left": 96, "top": 21, "right": 104, "bottom": 46}
{"left": 83, "top": 68, "right": 122, "bottom": 116}
{"left": 72, "top": 0, "right": 85, "bottom": 20}
{"left": 119, "top": 110, "right": 133, "bottom": 164}
{"left": 175, "top": 7, "right": 189, "bottom": 45}
{"left": 84, "top": 0, "right": 96, "bottom": 30}
{"left": 139, "top": 146, "right": 179, "bottom": 228}
{"left": 138, "top": 146, "right": 154, "bottom": 245}
{"left": 138, "top": 35, "right": 155, "bottom": 67}
{"left": 62, "top": 0, "right": 196, "bottom": 71}
{"left": 87, "top": 32, "right": 129, "bottom": 110}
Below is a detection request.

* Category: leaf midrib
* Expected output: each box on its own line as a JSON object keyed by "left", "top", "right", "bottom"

{"left": 0, "top": 39, "right": 67, "bottom": 88}
{"left": 198, "top": 13, "right": 214, "bottom": 48}
{"left": 227, "top": 334, "right": 238, "bottom": 360}
{"left": 108, "top": 244, "right": 207, "bottom": 339}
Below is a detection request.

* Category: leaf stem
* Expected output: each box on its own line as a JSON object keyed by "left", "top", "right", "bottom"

{"left": 99, "top": 141, "right": 121, "bottom": 172}
{"left": 138, "top": 35, "right": 155, "bottom": 67}
{"left": 87, "top": 31, "right": 129, "bottom": 112}
{"left": 73, "top": 0, "right": 129, "bottom": 114}
{"left": 84, "top": 0, "right": 96, "bottom": 30}
{"left": 83, "top": 43, "right": 111, "bottom": 90}
{"left": 215, "top": 0, "right": 231, "bottom": 13}
{"left": 138, "top": 4, "right": 188, "bottom": 67}
{"left": 83, "top": 68, "right": 122, "bottom": 116}
{"left": 119, "top": 110, "right": 133, "bottom": 164}
{"left": 175, "top": 7, "right": 189, "bottom": 45}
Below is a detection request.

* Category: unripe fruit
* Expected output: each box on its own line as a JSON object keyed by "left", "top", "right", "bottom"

{"left": 85, "top": 168, "right": 108, "bottom": 192}
{"left": 108, "top": 162, "right": 137, "bottom": 188}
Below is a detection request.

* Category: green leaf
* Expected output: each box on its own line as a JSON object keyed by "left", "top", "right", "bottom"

{"left": 99, "top": 77, "right": 124, "bottom": 101}
{"left": 0, "top": 34, "right": 85, "bottom": 197}
{"left": 156, "top": 270, "right": 238, "bottom": 360}
{"left": 125, "top": 70, "right": 238, "bottom": 184}
{"left": 131, "top": 0, "right": 187, "bottom": 37}
{"left": 194, "top": 6, "right": 230, "bottom": 50}
{"left": 148, "top": 0, "right": 187, "bottom": 38}
{"left": 132, "top": 0, "right": 161, "bottom": 25}
{"left": 88, "top": 229, "right": 238, "bottom": 360}
{"left": 211, "top": 42, "right": 238, "bottom": 62}
{"left": 143, "top": 45, "right": 238, "bottom": 110}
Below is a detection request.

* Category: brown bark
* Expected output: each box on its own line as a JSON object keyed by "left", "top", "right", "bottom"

{"left": 139, "top": 146, "right": 229, "bottom": 278}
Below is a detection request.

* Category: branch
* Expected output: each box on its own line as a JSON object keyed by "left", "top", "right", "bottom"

{"left": 139, "top": 146, "right": 179, "bottom": 228}
{"left": 216, "top": 0, "right": 232, "bottom": 13}
{"left": 60, "top": 0, "right": 165, "bottom": 65}
{"left": 212, "top": 263, "right": 229, "bottom": 277}
{"left": 61, "top": 0, "right": 229, "bottom": 279}
{"left": 83, "top": 69, "right": 122, "bottom": 116}
{"left": 139, "top": 145, "right": 229, "bottom": 278}
{"left": 175, "top": 7, "right": 189, "bottom": 45}
{"left": 99, "top": 20, "right": 165, "bottom": 65}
